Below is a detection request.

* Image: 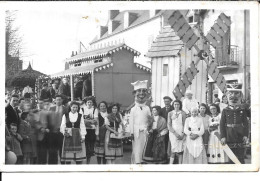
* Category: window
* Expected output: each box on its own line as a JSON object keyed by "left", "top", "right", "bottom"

{"left": 163, "top": 64, "right": 168, "bottom": 76}
{"left": 94, "top": 58, "right": 103, "bottom": 63}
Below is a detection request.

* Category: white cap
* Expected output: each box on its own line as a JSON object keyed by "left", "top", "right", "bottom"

{"left": 131, "top": 80, "right": 148, "bottom": 90}
{"left": 226, "top": 83, "right": 242, "bottom": 92}
{"left": 185, "top": 90, "right": 193, "bottom": 95}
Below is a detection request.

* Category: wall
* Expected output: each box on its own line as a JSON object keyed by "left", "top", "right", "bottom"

{"left": 90, "top": 16, "right": 162, "bottom": 68}
{"left": 95, "top": 49, "right": 151, "bottom": 109}
{"left": 151, "top": 56, "right": 180, "bottom": 107}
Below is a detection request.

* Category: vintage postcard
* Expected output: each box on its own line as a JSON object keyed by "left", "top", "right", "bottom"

{"left": 0, "top": 1, "right": 259, "bottom": 172}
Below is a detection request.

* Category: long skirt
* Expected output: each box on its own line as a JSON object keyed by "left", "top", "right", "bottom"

{"left": 61, "top": 128, "right": 86, "bottom": 162}
{"left": 85, "top": 129, "right": 96, "bottom": 157}
{"left": 94, "top": 126, "right": 107, "bottom": 158}
{"left": 104, "top": 130, "right": 123, "bottom": 160}
{"left": 131, "top": 131, "right": 147, "bottom": 164}
{"left": 143, "top": 130, "right": 166, "bottom": 163}
{"left": 182, "top": 145, "right": 208, "bottom": 164}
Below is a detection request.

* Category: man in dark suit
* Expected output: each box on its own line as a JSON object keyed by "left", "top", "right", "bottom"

{"left": 5, "top": 94, "right": 21, "bottom": 129}
{"left": 48, "top": 95, "right": 68, "bottom": 164}
{"left": 161, "top": 96, "right": 174, "bottom": 162}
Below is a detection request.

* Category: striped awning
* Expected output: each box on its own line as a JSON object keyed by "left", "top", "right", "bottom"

{"left": 65, "top": 43, "right": 140, "bottom": 63}
{"left": 51, "top": 62, "right": 113, "bottom": 78}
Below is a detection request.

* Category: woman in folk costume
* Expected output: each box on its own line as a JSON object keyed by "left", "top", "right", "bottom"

{"left": 198, "top": 103, "right": 211, "bottom": 153}
{"left": 129, "top": 80, "right": 152, "bottom": 164}
{"left": 60, "top": 101, "right": 86, "bottom": 164}
{"left": 168, "top": 100, "right": 186, "bottom": 164}
{"left": 183, "top": 107, "right": 207, "bottom": 164}
{"left": 94, "top": 101, "right": 108, "bottom": 164}
{"left": 142, "top": 106, "right": 168, "bottom": 163}
{"left": 207, "top": 104, "right": 229, "bottom": 163}
{"left": 104, "top": 104, "right": 125, "bottom": 164}
{"left": 79, "top": 96, "right": 98, "bottom": 164}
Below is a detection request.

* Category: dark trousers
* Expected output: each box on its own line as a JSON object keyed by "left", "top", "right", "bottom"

{"left": 230, "top": 148, "right": 245, "bottom": 164}
{"left": 37, "top": 137, "right": 48, "bottom": 164}
{"left": 48, "top": 132, "right": 64, "bottom": 164}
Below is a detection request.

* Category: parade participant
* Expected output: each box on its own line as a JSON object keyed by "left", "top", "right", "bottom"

{"left": 34, "top": 99, "right": 49, "bottom": 164}
{"left": 95, "top": 101, "right": 108, "bottom": 164}
{"left": 19, "top": 112, "right": 37, "bottom": 164}
{"left": 22, "top": 85, "right": 33, "bottom": 98}
{"left": 220, "top": 84, "right": 250, "bottom": 164}
{"left": 58, "top": 77, "right": 71, "bottom": 101}
{"left": 6, "top": 94, "right": 20, "bottom": 129}
{"left": 207, "top": 104, "right": 229, "bottom": 164}
{"left": 48, "top": 95, "right": 68, "bottom": 164}
{"left": 80, "top": 96, "right": 98, "bottom": 164}
{"left": 183, "top": 107, "right": 207, "bottom": 164}
{"left": 9, "top": 123, "right": 23, "bottom": 164}
{"left": 104, "top": 104, "right": 125, "bottom": 164}
{"left": 219, "top": 95, "right": 228, "bottom": 112}
{"left": 182, "top": 90, "right": 199, "bottom": 116}
{"left": 129, "top": 80, "right": 152, "bottom": 164}
{"left": 60, "top": 101, "right": 86, "bottom": 164}
{"left": 198, "top": 103, "right": 210, "bottom": 152}
{"left": 161, "top": 96, "right": 173, "bottom": 160}
{"left": 143, "top": 106, "right": 168, "bottom": 163}
{"left": 168, "top": 100, "right": 186, "bottom": 164}
{"left": 40, "top": 83, "right": 51, "bottom": 102}
{"left": 49, "top": 83, "right": 58, "bottom": 102}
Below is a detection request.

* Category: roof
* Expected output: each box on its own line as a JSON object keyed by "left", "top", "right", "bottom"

{"left": 146, "top": 26, "right": 184, "bottom": 58}
{"left": 51, "top": 62, "right": 114, "bottom": 78}
{"left": 90, "top": 10, "right": 162, "bottom": 44}
{"left": 65, "top": 43, "right": 140, "bottom": 63}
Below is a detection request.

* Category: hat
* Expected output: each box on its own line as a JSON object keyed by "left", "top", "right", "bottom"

{"left": 163, "top": 96, "right": 172, "bottom": 101}
{"left": 185, "top": 90, "right": 193, "bottom": 95}
{"left": 131, "top": 80, "right": 148, "bottom": 91}
{"left": 226, "top": 83, "right": 242, "bottom": 92}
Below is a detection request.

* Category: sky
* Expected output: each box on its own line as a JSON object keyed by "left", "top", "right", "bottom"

{"left": 15, "top": 9, "right": 108, "bottom": 75}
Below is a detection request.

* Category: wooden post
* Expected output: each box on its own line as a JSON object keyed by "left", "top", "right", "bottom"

{"left": 70, "top": 75, "right": 74, "bottom": 101}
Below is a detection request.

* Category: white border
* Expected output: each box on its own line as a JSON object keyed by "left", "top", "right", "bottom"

{"left": 0, "top": 1, "right": 259, "bottom": 172}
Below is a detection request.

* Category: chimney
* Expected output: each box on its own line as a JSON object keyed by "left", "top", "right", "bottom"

{"left": 71, "top": 51, "right": 74, "bottom": 57}
{"left": 108, "top": 10, "right": 120, "bottom": 20}
{"left": 108, "top": 20, "right": 120, "bottom": 34}
{"left": 98, "top": 26, "right": 108, "bottom": 39}
{"left": 124, "top": 12, "right": 138, "bottom": 29}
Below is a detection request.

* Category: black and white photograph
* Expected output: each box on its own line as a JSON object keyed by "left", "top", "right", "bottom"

{"left": 1, "top": 1, "right": 259, "bottom": 172}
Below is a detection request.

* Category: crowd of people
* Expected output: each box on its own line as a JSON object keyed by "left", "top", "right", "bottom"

{"left": 5, "top": 79, "right": 251, "bottom": 165}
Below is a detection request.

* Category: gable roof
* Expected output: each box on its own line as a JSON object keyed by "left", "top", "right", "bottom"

{"left": 65, "top": 43, "right": 140, "bottom": 63}
{"left": 146, "top": 26, "right": 184, "bottom": 58}
{"left": 90, "top": 10, "right": 162, "bottom": 44}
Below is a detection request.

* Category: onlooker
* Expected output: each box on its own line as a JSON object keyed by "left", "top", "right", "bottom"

{"left": 22, "top": 85, "right": 33, "bottom": 98}
{"left": 40, "top": 83, "right": 51, "bottom": 102}
{"left": 213, "top": 94, "right": 221, "bottom": 104}
{"left": 182, "top": 90, "right": 199, "bottom": 116}
{"left": 58, "top": 78, "right": 71, "bottom": 100}
{"left": 9, "top": 123, "right": 23, "bottom": 164}
{"left": 49, "top": 83, "right": 58, "bottom": 102}
{"left": 5, "top": 94, "right": 20, "bottom": 129}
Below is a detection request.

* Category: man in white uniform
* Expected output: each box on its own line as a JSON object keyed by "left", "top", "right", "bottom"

{"left": 129, "top": 80, "right": 152, "bottom": 164}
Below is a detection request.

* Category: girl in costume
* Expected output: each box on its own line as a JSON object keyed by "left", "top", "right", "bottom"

{"left": 168, "top": 100, "right": 186, "bottom": 164}
{"left": 183, "top": 107, "right": 207, "bottom": 164}
{"left": 104, "top": 104, "right": 125, "bottom": 164}
{"left": 207, "top": 104, "right": 229, "bottom": 163}
{"left": 94, "top": 101, "right": 108, "bottom": 164}
{"left": 60, "top": 101, "right": 86, "bottom": 164}
{"left": 80, "top": 96, "right": 98, "bottom": 164}
{"left": 143, "top": 106, "right": 168, "bottom": 163}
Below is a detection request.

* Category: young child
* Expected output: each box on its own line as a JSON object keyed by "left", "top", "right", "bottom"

{"left": 9, "top": 123, "right": 23, "bottom": 164}
{"left": 19, "top": 112, "right": 35, "bottom": 164}
{"left": 183, "top": 107, "right": 207, "bottom": 164}
{"left": 207, "top": 104, "right": 229, "bottom": 163}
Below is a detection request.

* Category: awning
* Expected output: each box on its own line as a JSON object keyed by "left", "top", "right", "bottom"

{"left": 51, "top": 62, "right": 114, "bottom": 78}
{"left": 135, "top": 63, "right": 151, "bottom": 72}
{"left": 65, "top": 43, "right": 141, "bottom": 63}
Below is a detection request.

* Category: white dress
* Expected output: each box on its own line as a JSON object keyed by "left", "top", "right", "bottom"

{"left": 129, "top": 103, "right": 151, "bottom": 164}
{"left": 168, "top": 110, "right": 185, "bottom": 153}
{"left": 207, "top": 114, "right": 229, "bottom": 163}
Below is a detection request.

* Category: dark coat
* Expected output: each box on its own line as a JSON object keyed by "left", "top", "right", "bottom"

{"left": 5, "top": 104, "right": 20, "bottom": 128}
{"left": 58, "top": 83, "right": 71, "bottom": 98}
{"left": 161, "top": 106, "right": 174, "bottom": 122}
{"left": 82, "top": 79, "right": 92, "bottom": 98}
{"left": 48, "top": 105, "right": 68, "bottom": 132}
